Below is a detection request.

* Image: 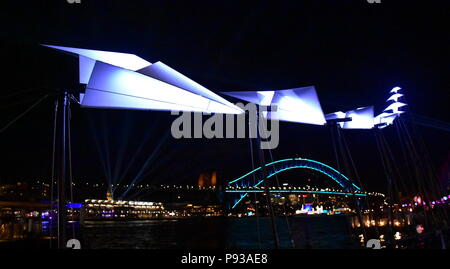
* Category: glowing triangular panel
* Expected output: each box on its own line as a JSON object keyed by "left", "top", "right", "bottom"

{"left": 390, "top": 87, "right": 402, "bottom": 93}
{"left": 43, "top": 44, "right": 152, "bottom": 71}
{"left": 374, "top": 112, "right": 399, "bottom": 128}
{"left": 325, "top": 111, "right": 347, "bottom": 128}
{"left": 325, "top": 111, "right": 346, "bottom": 121}
{"left": 342, "top": 106, "right": 374, "bottom": 129}
{"left": 387, "top": 93, "right": 403, "bottom": 102}
{"left": 384, "top": 102, "right": 407, "bottom": 113}
{"left": 267, "top": 87, "right": 326, "bottom": 125}
{"left": 82, "top": 62, "right": 243, "bottom": 114}
{"left": 81, "top": 88, "right": 206, "bottom": 112}
{"left": 79, "top": 56, "right": 96, "bottom": 84}
{"left": 137, "top": 62, "right": 241, "bottom": 113}
{"left": 222, "top": 86, "right": 326, "bottom": 125}
{"left": 221, "top": 90, "right": 268, "bottom": 105}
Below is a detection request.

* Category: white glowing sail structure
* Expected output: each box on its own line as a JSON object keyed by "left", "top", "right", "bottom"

{"left": 325, "top": 107, "right": 374, "bottom": 129}
{"left": 43, "top": 45, "right": 243, "bottom": 114}
{"left": 374, "top": 87, "right": 407, "bottom": 128}
{"left": 222, "top": 86, "right": 327, "bottom": 125}
{"left": 341, "top": 106, "right": 374, "bottom": 129}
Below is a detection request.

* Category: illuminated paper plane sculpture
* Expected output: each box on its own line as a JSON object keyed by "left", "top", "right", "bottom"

{"left": 326, "top": 87, "right": 408, "bottom": 129}
{"left": 387, "top": 93, "right": 403, "bottom": 102}
{"left": 342, "top": 106, "right": 374, "bottom": 129}
{"left": 374, "top": 87, "right": 407, "bottom": 128}
{"left": 222, "top": 86, "right": 327, "bottom": 125}
{"left": 43, "top": 45, "right": 244, "bottom": 114}
{"left": 325, "top": 106, "right": 375, "bottom": 129}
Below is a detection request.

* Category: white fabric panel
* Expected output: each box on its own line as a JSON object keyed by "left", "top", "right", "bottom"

{"left": 79, "top": 56, "right": 96, "bottom": 84}
{"left": 137, "top": 62, "right": 241, "bottom": 113}
{"left": 222, "top": 86, "right": 327, "bottom": 125}
{"left": 342, "top": 106, "right": 374, "bottom": 129}
{"left": 384, "top": 102, "right": 407, "bottom": 113}
{"left": 387, "top": 93, "right": 403, "bottom": 102}
{"left": 82, "top": 62, "right": 243, "bottom": 114}
{"left": 43, "top": 44, "right": 151, "bottom": 71}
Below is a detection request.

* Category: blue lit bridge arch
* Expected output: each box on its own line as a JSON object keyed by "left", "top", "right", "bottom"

{"left": 226, "top": 158, "right": 363, "bottom": 209}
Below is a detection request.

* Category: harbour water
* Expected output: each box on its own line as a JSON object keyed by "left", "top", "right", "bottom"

{"left": 70, "top": 215, "right": 357, "bottom": 249}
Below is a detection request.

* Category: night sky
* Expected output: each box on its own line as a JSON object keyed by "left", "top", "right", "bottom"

{"left": 1, "top": 0, "right": 449, "bottom": 195}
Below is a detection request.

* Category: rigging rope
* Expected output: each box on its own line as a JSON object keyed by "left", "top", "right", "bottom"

{"left": 248, "top": 130, "right": 262, "bottom": 248}
{"left": 0, "top": 94, "right": 49, "bottom": 133}
{"left": 49, "top": 99, "right": 59, "bottom": 248}
{"left": 258, "top": 115, "right": 295, "bottom": 248}
{"left": 333, "top": 125, "right": 369, "bottom": 244}
{"left": 67, "top": 96, "right": 76, "bottom": 239}
{"left": 374, "top": 129, "right": 396, "bottom": 245}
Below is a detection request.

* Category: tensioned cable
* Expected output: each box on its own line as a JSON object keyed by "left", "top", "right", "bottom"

{"left": 67, "top": 96, "right": 75, "bottom": 239}
{"left": 377, "top": 130, "right": 406, "bottom": 246}
{"left": 339, "top": 128, "right": 366, "bottom": 190}
{"left": 374, "top": 129, "right": 395, "bottom": 246}
{"left": 49, "top": 99, "right": 59, "bottom": 249}
{"left": 0, "top": 94, "right": 49, "bottom": 133}
{"left": 398, "top": 117, "right": 442, "bottom": 226}
{"left": 378, "top": 132, "right": 401, "bottom": 203}
{"left": 248, "top": 129, "right": 262, "bottom": 248}
{"left": 336, "top": 128, "right": 353, "bottom": 181}
{"left": 403, "top": 108, "right": 450, "bottom": 236}
{"left": 259, "top": 116, "right": 295, "bottom": 248}
{"left": 0, "top": 86, "right": 50, "bottom": 99}
{"left": 330, "top": 125, "right": 341, "bottom": 171}
{"left": 398, "top": 118, "right": 434, "bottom": 207}
{"left": 408, "top": 114, "right": 445, "bottom": 200}
{"left": 399, "top": 96, "right": 443, "bottom": 210}
{"left": 394, "top": 120, "right": 415, "bottom": 195}
{"left": 0, "top": 94, "right": 50, "bottom": 110}
{"left": 398, "top": 118, "right": 433, "bottom": 228}
{"left": 410, "top": 114, "right": 450, "bottom": 133}
{"left": 265, "top": 146, "right": 296, "bottom": 248}
{"left": 336, "top": 127, "right": 369, "bottom": 243}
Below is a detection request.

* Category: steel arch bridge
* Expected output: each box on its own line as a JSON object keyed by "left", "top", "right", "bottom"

{"left": 226, "top": 158, "right": 363, "bottom": 209}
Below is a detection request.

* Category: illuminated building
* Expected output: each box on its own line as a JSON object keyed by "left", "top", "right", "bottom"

{"left": 174, "top": 204, "right": 224, "bottom": 217}
{"left": 106, "top": 184, "right": 113, "bottom": 200}
{"left": 197, "top": 171, "right": 217, "bottom": 187}
{"left": 82, "top": 199, "right": 165, "bottom": 220}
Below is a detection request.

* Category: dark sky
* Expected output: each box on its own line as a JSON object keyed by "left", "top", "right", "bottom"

{"left": 1, "top": 0, "right": 449, "bottom": 195}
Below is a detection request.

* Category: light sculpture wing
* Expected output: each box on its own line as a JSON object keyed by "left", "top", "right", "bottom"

{"left": 325, "top": 107, "right": 374, "bottom": 129}
{"left": 390, "top": 87, "right": 402, "bottom": 93}
{"left": 222, "top": 86, "right": 327, "bottom": 125}
{"left": 43, "top": 44, "right": 243, "bottom": 114}
{"left": 387, "top": 93, "right": 403, "bottom": 102}
{"left": 374, "top": 112, "right": 398, "bottom": 128}
{"left": 374, "top": 87, "right": 407, "bottom": 128}
{"left": 384, "top": 101, "right": 407, "bottom": 113}
{"left": 341, "top": 106, "right": 374, "bottom": 129}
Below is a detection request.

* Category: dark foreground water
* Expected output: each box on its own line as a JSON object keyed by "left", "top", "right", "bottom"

{"left": 77, "top": 215, "right": 357, "bottom": 249}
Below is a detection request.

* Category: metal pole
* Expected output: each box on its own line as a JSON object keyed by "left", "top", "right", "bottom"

{"left": 50, "top": 99, "right": 59, "bottom": 249}
{"left": 57, "top": 91, "right": 68, "bottom": 248}
{"left": 256, "top": 106, "right": 280, "bottom": 248}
